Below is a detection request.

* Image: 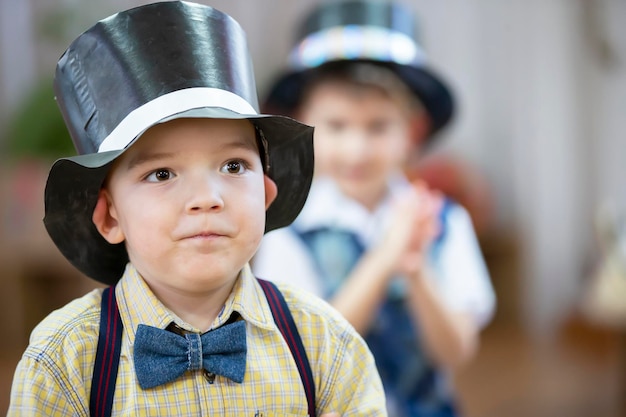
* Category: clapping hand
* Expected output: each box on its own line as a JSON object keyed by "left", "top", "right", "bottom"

{"left": 383, "top": 181, "right": 443, "bottom": 276}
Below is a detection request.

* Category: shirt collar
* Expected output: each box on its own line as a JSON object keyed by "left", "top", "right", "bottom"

{"left": 116, "top": 263, "right": 275, "bottom": 345}
{"left": 218, "top": 264, "right": 275, "bottom": 331}
{"left": 293, "top": 174, "right": 412, "bottom": 246}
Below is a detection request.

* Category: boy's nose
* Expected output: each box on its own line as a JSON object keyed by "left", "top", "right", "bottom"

{"left": 184, "top": 174, "right": 225, "bottom": 213}
{"left": 342, "top": 133, "right": 370, "bottom": 161}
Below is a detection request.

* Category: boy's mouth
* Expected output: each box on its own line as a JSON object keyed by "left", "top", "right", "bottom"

{"left": 178, "top": 228, "right": 229, "bottom": 241}
{"left": 188, "top": 231, "right": 226, "bottom": 239}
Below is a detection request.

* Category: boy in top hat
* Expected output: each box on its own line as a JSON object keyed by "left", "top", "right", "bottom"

{"left": 7, "top": 2, "right": 386, "bottom": 416}
{"left": 253, "top": 1, "right": 496, "bottom": 416}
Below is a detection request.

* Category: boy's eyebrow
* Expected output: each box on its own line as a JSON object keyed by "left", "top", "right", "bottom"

{"left": 124, "top": 152, "right": 175, "bottom": 171}
{"left": 123, "top": 136, "right": 259, "bottom": 170}
{"left": 222, "top": 136, "right": 259, "bottom": 153}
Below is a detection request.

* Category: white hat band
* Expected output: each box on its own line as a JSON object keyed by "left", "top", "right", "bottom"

{"left": 98, "top": 87, "right": 258, "bottom": 152}
{"left": 289, "top": 25, "right": 426, "bottom": 70}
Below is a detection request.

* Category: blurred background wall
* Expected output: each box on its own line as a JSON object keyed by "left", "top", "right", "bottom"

{"left": 3, "top": 0, "right": 625, "bottom": 337}
{"left": 1, "top": 1, "right": 625, "bottom": 415}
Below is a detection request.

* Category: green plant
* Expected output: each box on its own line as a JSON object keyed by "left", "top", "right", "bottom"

{"left": 4, "top": 79, "right": 74, "bottom": 160}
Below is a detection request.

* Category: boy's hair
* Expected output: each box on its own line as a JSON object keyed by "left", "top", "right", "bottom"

{"left": 254, "top": 124, "right": 271, "bottom": 173}
{"left": 300, "top": 60, "right": 425, "bottom": 116}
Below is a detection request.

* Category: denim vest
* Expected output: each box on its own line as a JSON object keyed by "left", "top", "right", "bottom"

{"left": 293, "top": 199, "right": 458, "bottom": 417}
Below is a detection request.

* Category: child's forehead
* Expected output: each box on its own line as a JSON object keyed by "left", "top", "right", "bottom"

{"left": 302, "top": 72, "right": 422, "bottom": 119}
{"left": 303, "top": 80, "right": 402, "bottom": 110}
{"left": 136, "top": 118, "right": 256, "bottom": 146}
{"left": 115, "top": 118, "right": 259, "bottom": 164}
{"left": 304, "top": 62, "right": 419, "bottom": 104}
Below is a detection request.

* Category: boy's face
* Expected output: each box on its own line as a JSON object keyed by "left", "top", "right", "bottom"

{"left": 298, "top": 81, "right": 413, "bottom": 208}
{"left": 93, "top": 118, "right": 277, "bottom": 293}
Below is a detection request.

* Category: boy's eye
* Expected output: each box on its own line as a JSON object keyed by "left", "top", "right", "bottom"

{"left": 326, "top": 120, "right": 346, "bottom": 133}
{"left": 145, "top": 168, "right": 174, "bottom": 182}
{"left": 221, "top": 160, "right": 247, "bottom": 174}
{"left": 369, "top": 120, "right": 391, "bottom": 135}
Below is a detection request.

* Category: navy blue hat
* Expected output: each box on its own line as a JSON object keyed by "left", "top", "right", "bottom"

{"left": 45, "top": 1, "right": 314, "bottom": 285}
{"left": 264, "top": 0, "right": 455, "bottom": 140}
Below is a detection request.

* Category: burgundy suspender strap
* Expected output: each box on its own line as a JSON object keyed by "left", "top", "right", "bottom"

{"left": 90, "top": 281, "right": 316, "bottom": 417}
{"left": 257, "top": 278, "right": 317, "bottom": 417}
{"left": 90, "top": 287, "right": 123, "bottom": 417}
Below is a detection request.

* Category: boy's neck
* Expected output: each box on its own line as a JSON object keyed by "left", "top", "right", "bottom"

{"left": 345, "top": 187, "right": 388, "bottom": 213}
{"left": 146, "top": 276, "right": 239, "bottom": 332}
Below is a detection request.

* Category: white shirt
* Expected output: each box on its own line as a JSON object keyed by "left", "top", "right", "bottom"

{"left": 253, "top": 176, "right": 496, "bottom": 328}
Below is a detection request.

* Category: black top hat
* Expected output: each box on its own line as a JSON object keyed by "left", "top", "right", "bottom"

{"left": 264, "top": 0, "right": 455, "bottom": 140}
{"left": 44, "top": 1, "right": 314, "bottom": 285}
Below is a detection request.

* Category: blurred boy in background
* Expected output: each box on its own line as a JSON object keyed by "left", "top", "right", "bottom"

{"left": 253, "top": 1, "right": 496, "bottom": 416}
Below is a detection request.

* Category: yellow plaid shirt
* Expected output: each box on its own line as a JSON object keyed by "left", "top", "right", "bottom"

{"left": 8, "top": 263, "right": 386, "bottom": 416}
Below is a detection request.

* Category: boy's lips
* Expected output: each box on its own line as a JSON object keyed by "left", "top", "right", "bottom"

{"left": 339, "top": 169, "right": 371, "bottom": 182}
{"left": 177, "top": 229, "right": 230, "bottom": 240}
{"left": 192, "top": 230, "right": 227, "bottom": 238}
{"left": 335, "top": 163, "right": 371, "bottom": 177}
{"left": 189, "top": 232, "right": 224, "bottom": 239}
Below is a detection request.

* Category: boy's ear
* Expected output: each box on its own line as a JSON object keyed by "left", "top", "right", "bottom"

{"left": 263, "top": 175, "right": 278, "bottom": 210}
{"left": 92, "top": 189, "right": 125, "bottom": 244}
{"left": 409, "top": 111, "right": 432, "bottom": 148}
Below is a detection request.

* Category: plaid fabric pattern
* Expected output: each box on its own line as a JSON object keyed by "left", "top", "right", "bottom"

{"left": 8, "top": 263, "right": 385, "bottom": 416}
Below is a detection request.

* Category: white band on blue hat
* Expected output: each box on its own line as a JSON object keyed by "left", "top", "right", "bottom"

{"left": 288, "top": 25, "right": 425, "bottom": 70}
{"left": 98, "top": 87, "right": 258, "bottom": 152}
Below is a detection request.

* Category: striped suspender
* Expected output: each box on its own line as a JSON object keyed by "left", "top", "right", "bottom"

{"left": 90, "top": 287, "right": 123, "bottom": 417}
{"left": 90, "top": 281, "right": 316, "bottom": 417}
{"left": 257, "top": 279, "right": 317, "bottom": 417}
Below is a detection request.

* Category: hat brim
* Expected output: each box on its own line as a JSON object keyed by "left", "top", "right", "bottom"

{"left": 263, "top": 60, "right": 454, "bottom": 140}
{"left": 44, "top": 107, "right": 314, "bottom": 285}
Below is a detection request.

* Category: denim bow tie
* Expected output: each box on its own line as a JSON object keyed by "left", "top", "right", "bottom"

{"left": 134, "top": 320, "right": 247, "bottom": 389}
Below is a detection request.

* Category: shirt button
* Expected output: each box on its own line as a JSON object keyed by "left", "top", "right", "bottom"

{"left": 204, "top": 371, "right": 216, "bottom": 384}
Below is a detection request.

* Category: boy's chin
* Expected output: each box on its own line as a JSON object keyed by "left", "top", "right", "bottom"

{"left": 169, "top": 268, "right": 244, "bottom": 291}
{"left": 137, "top": 259, "right": 248, "bottom": 291}
{"left": 338, "top": 179, "right": 383, "bottom": 197}
{"left": 181, "top": 259, "right": 247, "bottom": 279}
